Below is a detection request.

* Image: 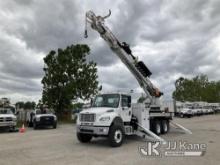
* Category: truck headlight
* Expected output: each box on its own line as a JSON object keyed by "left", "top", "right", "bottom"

{"left": 99, "top": 116, "right": 110, "bottom": 121}
{"left": 54, "top": 116, "right": 57, "bottom": 121}
{"left": 12, "top": 117, "right": 17, "bottom": 122}
{"left": 36, "top": 117, "right": 40, "bottom": 122}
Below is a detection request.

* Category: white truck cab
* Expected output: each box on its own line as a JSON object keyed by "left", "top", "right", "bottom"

{"left": 77, "top": 93, "right": 131, "bottom": 135}
{"left": 0, "top": 108, "right": 17, "bottom": 131}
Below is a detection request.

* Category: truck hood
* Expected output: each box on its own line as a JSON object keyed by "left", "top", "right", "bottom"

{"left": 36, "top": 114, "right": 56, "bottom": 118}
{"left": 0, "top": 114, "right": 16, "bottom": 118}
{"left": 80, "top": 107, "right": 115, "bottom": 115}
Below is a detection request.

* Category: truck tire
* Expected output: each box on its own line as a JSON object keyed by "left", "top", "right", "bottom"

{"left": 152, "top": 120, "right": 161, "bottom": 135}
{"left": 77, "top": 133, "right": 92, "bottom": 143}
{"left": 53, "top": 122, "right": 57, "bottom": 129}
{"left": 9, "top": 126, "right": 16, "bottom": 132}
{"left": 108, "top": 125, "right": 124, "bottom": 147}
{"left": 161, "top": 120, "right": 169, "bottom": 134}
{"left": 33, "top": 121, "right": 38, "bottom": 130}
{"left": 180, "top": 113, "right": 184, "bottom": 118}
{"left": 27, "top": 121, "right": 33, "bottom": 127}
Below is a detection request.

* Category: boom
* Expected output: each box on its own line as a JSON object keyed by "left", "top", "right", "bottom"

{"left": 84, "top": 10, "right": 163, "bottom": 104}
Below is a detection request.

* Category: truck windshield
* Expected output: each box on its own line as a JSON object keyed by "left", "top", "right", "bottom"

{"left": 36, "top": 109, "right": 53, "bottom": 114}
{"left": 92, "top": 94, "right": 120, "bottom": 108}
{"left": 0, "top": 109, "right": 13, "bottom": 114}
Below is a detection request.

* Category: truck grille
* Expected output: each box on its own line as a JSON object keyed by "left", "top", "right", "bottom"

{"left": 6, "top": 117, "right": 12, "bottom": 121}
{"left": 40, "top": 116, "right": 54, "bottom": 122}
{"left": 80, "top": 114, "right": 95, "bottom": 122}
{"left": 0, "top": 117, "right": 12, "bottom": 122}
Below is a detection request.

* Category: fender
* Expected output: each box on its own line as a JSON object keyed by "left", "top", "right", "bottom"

{"left": 111, "top": 116, "right": 124, "bottom": 127}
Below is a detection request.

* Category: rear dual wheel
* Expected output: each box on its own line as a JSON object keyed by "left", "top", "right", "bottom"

{"left": 152, "top": 120, "right": 169, "bottom": 135}
{"left": 161, "top": 120, "right": 169, "bottom": 134}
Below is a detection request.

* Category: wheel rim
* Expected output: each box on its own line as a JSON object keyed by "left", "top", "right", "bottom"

{"left": 156, "top": 123, "right": 161, "bottom": 134}
{"left": 114, "top": 130, "right": 122, "bottom": 143}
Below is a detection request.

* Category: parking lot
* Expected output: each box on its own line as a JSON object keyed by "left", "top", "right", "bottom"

{"left": 0, "top": 115, "right": 220, "bottom": 165}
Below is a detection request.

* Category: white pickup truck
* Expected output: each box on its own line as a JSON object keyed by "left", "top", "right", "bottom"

{"left": 26, "top": 109, "right": 57, "bottom": 129}
{"left": 0, "top": 108, "right": 17, "bottom": 131}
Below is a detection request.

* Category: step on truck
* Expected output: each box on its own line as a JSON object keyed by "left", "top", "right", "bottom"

{"left": 76, "top": 10, "right": 192, "bottom": 147}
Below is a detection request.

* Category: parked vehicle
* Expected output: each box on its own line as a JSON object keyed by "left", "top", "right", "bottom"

{"left": 207, "top": 109, "right": 214, "bottom": 114}
{"left": 26, "top": 109, "right": 57, "bottom": 129}
{"left": 196, "top": 108, "right": 203, "bottom": 116}
{"left": 214, "top": 107, "right": 220, "bottom": 113}
{"left": 0, "top": 108, "right": 17, "bottom": 131}
{"left": 179, "top": 108, "right": 193, "bottom": 118}
{"left": 191, "top": 109, "right": 199, "bottom": 116}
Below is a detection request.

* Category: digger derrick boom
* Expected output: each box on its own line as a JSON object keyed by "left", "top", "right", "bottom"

{"left": 84, "top": 10, "right": 163, "bottom": 103}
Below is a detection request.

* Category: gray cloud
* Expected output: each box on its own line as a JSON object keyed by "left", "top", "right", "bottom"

{"left": 0, "top": 0, "right": 220, "bottom": 103}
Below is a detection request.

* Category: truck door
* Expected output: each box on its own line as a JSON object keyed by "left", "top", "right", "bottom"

{"left": 121, "top": 95, "right": 132, "bottom": 122}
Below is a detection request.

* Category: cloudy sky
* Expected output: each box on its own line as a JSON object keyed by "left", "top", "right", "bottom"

{"left": 0, "top": 0, "right": 220, "bottom": 103}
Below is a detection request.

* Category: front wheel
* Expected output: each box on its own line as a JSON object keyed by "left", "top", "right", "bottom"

{"left": 33, "top": 121, "right": 38, "bottom": 130}
{"left": 77, "top": 133, "right": 92, "bottom": 143}
{"left": 180, "top": 113, "right": 184, "bottom": 118}
{"left": 53, "top": 122, "right": 57, "bottom": 129}
{"left": 27, "top": 121, "right": 33, "bottom": 127}
{"left": 108, "top": 125, "right": 124, "bottom": 147}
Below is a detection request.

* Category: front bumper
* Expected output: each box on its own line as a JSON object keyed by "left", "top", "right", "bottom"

{"left": 0, "top": 121, "right": 16, "bottom": 128}
{"left": 35, "top": 119, "right": 56, "bottom": 126}
{"left": 77, "top": 125, "right": 109, "bottom": 135}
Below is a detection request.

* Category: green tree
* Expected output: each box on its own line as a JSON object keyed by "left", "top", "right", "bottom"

{"left": 15, "top": 102, "right": 25, "bottom": 109}
{"left": 24, "top": 101, "right": 36, "bottom": 110}
{"left": 16, "top": 101, "right": 36, "bottom": 110}
{"left": 172, "top": 74, "right": 220, "bottom": 102}
{"left": 41, "top": 44, "right": 98, "bottom": 116}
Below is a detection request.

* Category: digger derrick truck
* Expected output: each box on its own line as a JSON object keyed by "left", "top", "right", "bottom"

{"left": 76, "top": 10, "right": 192, "bottom": 147}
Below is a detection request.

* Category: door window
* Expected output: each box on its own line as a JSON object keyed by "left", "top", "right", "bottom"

{"left": 121, "top": 95, "right": 131, "bottom": 107}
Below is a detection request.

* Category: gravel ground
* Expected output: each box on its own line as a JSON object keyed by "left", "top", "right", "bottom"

{"left": 0, "top": 115, "right": 220, "bottom": 165}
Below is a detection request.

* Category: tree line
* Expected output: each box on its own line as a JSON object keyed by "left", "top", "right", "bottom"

{"left": 172, "top": 74, "right": 220, "bottom": 102}
{"left": 15, "top": 101, "right": 36, "bottom": 110}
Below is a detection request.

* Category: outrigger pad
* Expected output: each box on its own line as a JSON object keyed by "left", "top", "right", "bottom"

{"left": 135, "top": 61, "right": 152, "bottom": 77}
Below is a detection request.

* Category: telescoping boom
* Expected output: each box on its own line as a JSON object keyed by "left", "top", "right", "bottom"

{"left": 84, "top": 10, "right": 163, "bottom": 104}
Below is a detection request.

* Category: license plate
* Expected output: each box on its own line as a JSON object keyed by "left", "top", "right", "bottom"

{"left": 81, "top": 122, "right": 93, "bottom": 126}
